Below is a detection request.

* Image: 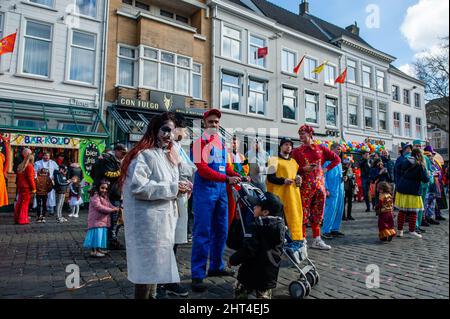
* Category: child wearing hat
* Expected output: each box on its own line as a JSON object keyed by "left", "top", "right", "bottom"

{"left": 228, "top": 192, "right": 286, "bottom": 299}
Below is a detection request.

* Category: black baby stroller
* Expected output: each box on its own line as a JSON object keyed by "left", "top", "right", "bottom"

{"left": 227, "top": 182, "right": 320, "bottom": 299}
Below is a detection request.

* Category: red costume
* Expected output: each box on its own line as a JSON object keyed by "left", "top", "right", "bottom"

{"left": 14, "top": 163, "right": 36, "bottom": 225}
{"left": 291, "top": 126, "right": 340, "bottom": 238}
{"left": 354, "top": 167, "right": 364, "bottom": 202}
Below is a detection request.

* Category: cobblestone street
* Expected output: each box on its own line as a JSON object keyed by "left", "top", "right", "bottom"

{"left": 0, "top": 202, "right": 448, "bottom": 299}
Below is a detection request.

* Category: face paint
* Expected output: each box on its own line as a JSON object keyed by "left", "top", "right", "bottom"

{"left": 158, "top": 124, "right": 175, "bottom": 149}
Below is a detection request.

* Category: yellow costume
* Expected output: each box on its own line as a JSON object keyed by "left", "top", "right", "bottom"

{"left": 266, "top": 156, "right": 303, "bottom": 240}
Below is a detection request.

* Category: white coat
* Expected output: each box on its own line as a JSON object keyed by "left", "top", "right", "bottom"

{"left": 173, "top": 142, "right": 196, "bottom": 244}
{"left": 34, "top": 159, "right": 59, "bottom": 208}
{"left": 122, "top": 148, "right": 180, "bottom": 284}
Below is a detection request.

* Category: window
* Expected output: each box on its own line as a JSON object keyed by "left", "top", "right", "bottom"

{"left": 140, "top": 46, "right": 198, "bottom": 96}
{"left": 364, "top": 99, "right": 373, "bottom": 128}
{"left": 23, "top": 20, "right": 52, "bottom": 77}
{"left": 376, "top": 70, "right": 385, "bottom": 92}
{"left": 415, "top": 118, "right": 422, "bottom": 139}
{"left": 249, "top": 78, "right": 267, "bottom": 115}
{"left": 362, "top": 65, "right": 372, "bottom": 88}
{"left": 29, "top": 0, "right": 54, "bottom": 7}
{"left": 282, "top": 87, "right": 297, "bottom": 120}
{"left": 59, "top": 122, "right": 90, "bottom": 132}
{"left": 378, "top": 102, "right": 387, "bottom": 131}
{"left": 249, "top": 35, "right": 266, "bottom": 68}
{"left": 348, "top": 95, "right": 358, "bottom": 126}
{"left": 160, "top": 9, "right": 174, "bottom": 19}
{"left": 414, "top": 93, "right": 421, "bottom": 108}
{"left": 281, "top": 49, "right": 296, "bottom": 74}
{"left": 192, "top": 63, "right": 202, "bottom": 100}
{"left": 326, "top": 97, "right": 337, "bottom": 127}
{"left": 75, "top": 0, "right": 97, "bottom": 18}
{"left": 304, "top": 57, "right": 318, "bottom": 80}
{"left": 118, "top": 45, "right": 136, "bottom": 87}
{"left": 16, "top": 118, "right": 46, "bottom": 129}
{"left": 176, "top": 15, "right": 189, "bottom": 24}
{"left": 404, "top": 115, "right": 411, "bottom": 137}
{"left": 69, "top": 31, "right": 96, "bottom": 84}
{"left": 0, "top": 12, "right": 3, "bottom": 39}
{"left": 392, "top": 85, "right": 400, "bottom": 101}
{"left": 122, "top": 0, "right": 133, "bottom": 4}
{"left": 403, "top": 89, "right": 410, "bottom": 105}
{"left": 222, "top": 25, "right": 241, "bottom": 61}
{"left": 393, "top": 112, "right": 401, "bottom": 135}
{"left": 305, "top": 92, "right": 319, "bottom": 124}
{"left": 135, "top": 1, "right": 149, "bottom": 11}
{"left": 221, "top": 71, "right": 241, "bottom": 111}
{"left": 324, "top": 65, "right": 336, "bottom": 86}
{"left": 347, "top": 59, "right": 357, "bottom": 83}
{"left": 433, "top": 131, "right": 442, "bottom": 149}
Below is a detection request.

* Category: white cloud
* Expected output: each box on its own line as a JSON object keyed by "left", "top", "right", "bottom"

{"left": 398, "top": 64, "right": 416, "bottom": 77}
{"left": 400, "top": 0, "right": 449, "bottom": 52}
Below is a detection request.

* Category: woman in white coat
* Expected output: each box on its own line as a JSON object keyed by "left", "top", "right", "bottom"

{"left": 120, "top": 112, "right": 190, "bottom": 299}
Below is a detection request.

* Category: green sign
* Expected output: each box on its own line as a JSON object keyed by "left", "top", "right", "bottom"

{"left": 79, "top": 139, "right": 106, "bottom": 184}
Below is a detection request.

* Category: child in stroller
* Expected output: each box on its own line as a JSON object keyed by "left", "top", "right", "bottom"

{"left": 228, "top": 182, "right": 320, "bottom": 299}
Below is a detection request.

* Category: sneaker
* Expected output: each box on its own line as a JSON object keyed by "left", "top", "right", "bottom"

{"left": 191, "top": 279, "right": 208, "bottom": 293}
{"left": 187, "top": 234, "right": 193, "bottom": 243}
{"left": 90, "top": 251, "right": 105, "bottom": 258}
{"left": 347, "top": 216, "right": 355, "bottom": 221}
{"left": 408, "top": 231, "right": 423, "bottom": 239}
{"left": 56, "top": 218, "right": 63, "bottom": 223}
{"left": 41, "top": 218, "right": 46, "bottom": 223}
{"left": 436, "top": 216, "right": 446, "bottom": 221}
{"left": 165, "top": 283, "right": 189, "bottom": 297}
{"left": 207, "top": 267, "right": 235, "bottom": 277}
{"left": 331, "top": 231, "right": 345, "bottom": 237}
{"left": 36, "top": 218, "right": 43, "bottom": 223}
{"left": 299, "top": 244, "right": 308, "bottom": 260}
{"left": 311, "top": 237, "right": 331, "bottom": 250}
{"left": 322, "top": 233, "right": 334, "bottom": 240}
{"left": 73, "top": 214, "right": 79, "bottom": 218}
{"left": 68, "top": 213, "right": 74, "bottom": 217}
{"left": 421, "top": 220, "right": 430, "bottom": 227}
{"left": 398, "top": 230, "right": 404, "bottom": 237}
{"left": 365, "top": 209, "right": 370, "bottom": 212}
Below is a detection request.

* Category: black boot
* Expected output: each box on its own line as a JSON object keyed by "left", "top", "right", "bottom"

{"left": 135, "top": 284, "right": 150, "bottom": 299}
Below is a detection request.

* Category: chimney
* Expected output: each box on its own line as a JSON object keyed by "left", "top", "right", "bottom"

{"left": 299, "top": 0, "right": 309, "bottom": 15}
{"left": 345, "top": 21, "right": 360, "bottom": 36}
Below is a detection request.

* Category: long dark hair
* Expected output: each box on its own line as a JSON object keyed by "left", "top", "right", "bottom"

{"left": 119, "top": 112, "right": 179, "bottom": 186}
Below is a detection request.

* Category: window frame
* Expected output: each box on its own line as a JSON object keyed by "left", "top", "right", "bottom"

{"left": 248, "top": 33, "right": 267, "bottom": 68}
{"left": 403, "top": 89, "right": 411, "bottom": 105}
{"left": 28, "top": 0, "right": 55, "bottom": 8}
{"left": 392, "top": 85, "right": 400, "bottom": 102}
{"left": 304, "top": 56, "right": 318, "bottom": 81}
{"left": 281, "top": 48, "right": 297, "bottom": 75}
{"left": 415, "top": 117, "right": 422, "bottom": 138}
{"left": 192, "top": 63, "right": 202, "bottom": 100}
{"left": 414, "top": 92, "right": 421, "bottom": 108}
{"left": 305, "top": 90, "right": 319, "bottom": 125}
{"left": 376, "top": 69, "right": 385, "bottom": 92}
{"left": 362, "top": 64, "right": 372, "bottom": 89}
{"left": 220, "top": 70, "right": 242, "bottom": 112}
{"left": 404, "top": 114, "right": 412, "bottom": 137}
{"left": 324, "top": 63, "right": 337, "bottom": 86}
{"left": 348, "top": 94, "right": 359, "bottom": 127}
{"left": 20, "top": 19, "right": 54, "bottom": 79}
{"left": 221, "top": 23, "right": 242, "bottom": 62}
{"left": 378, "top": 102, "right": 388, "bottom": 131}
{"left": 117, "top": 43, "right": 138, "bottom": 88}
{"left": 281, "top": 85, "right": 298, "bottom": 121}
{"left": 67, "top": 29, "right": 97, "bottom": 85}
{"left": 74, "top": 0, "right": 98, "bottom": 19}
{"left": 393, "top": 112, "right": 401, "bottom": 136}
{"left": 364, "top": 98, "right": 374, "bottom": 129}
{"left": 248, "top": 77, "right": 268, "bottom": 116}
{"left": 347, "top": 59, "right": 357, "bottom": 84}
{"left": 325, "top": 96, "right": 338, "bottom": 127}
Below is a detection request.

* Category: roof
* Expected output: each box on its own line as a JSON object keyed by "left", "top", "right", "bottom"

{"left": 389, "top": 64, "right": 425, "bottom": 86}
{"left": 225, "top": 0, "right": 252, "bottom": 11}
{"left": 426, "top": 97, "right": 449, "bottom": 108}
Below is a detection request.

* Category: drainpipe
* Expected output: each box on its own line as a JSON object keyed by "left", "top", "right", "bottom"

{"left": 210, "top": 3, "right": 217, "bottom": 109}
{"left": 99, "top": 0, "right": 110, "bottom": 135}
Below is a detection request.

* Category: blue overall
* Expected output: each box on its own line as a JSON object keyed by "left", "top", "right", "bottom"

{"left": 191, "top": 137, "right": 229, "bottom": 280}
{"left": 322, "top": 161, "right": 344, "bottom": 234}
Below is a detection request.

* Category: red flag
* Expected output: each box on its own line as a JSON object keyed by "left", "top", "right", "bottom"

{"left": 293, "top": 55, "right": 306, "bottom": 74}
{"left": 256, "top": 47, "right": 268, "bottom": 59}
{"left": 335, "top": 68, "right": 347, "bottom": 84}
{"left": 0, "top": 32, "right": 17, "bottom": 56}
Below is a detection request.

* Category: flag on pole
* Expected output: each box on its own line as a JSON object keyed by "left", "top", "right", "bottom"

{"left": 0, "top": 32, "right": 17, "bottom": 56}
{"left": 256, "top": 47, "right": 268, "bottom": 59}
{"left": 293, "top": 55, "right": 306, "bottom": 74}
{"left": 312, "top": 60, "right": 327, "bottom": 74}
{"left": 335, "top": 68, "right": 347, "bottom": 84}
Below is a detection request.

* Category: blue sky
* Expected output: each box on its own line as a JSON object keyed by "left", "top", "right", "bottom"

{"left": 267, "top": 0, "right": 446, "bottom": 71}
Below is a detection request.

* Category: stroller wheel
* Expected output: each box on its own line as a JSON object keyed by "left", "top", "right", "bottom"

{"left": 289, "top": 281, "right": 306, "bottom": 299}
{"left": 303, "top": 279, "right": 311, "bottom": 296}
{"left": 306, "top": 271, "right": 316, "bottom": 287}
{"left": 312, "top": 270, "right": 320, "bottom": 285}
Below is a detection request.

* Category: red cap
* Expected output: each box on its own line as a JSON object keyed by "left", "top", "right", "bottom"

{"left": 203, "top": 108, "right": 222, "bottom": 120}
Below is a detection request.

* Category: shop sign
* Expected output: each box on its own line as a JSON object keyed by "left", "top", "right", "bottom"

{"left": 69, "top": 98, "right": 94, "bottom": 108}
{"left": 10, "top": 133, "right": 80, "bottom": 149}
{"left": 118, "top": 97, "right": 160, "bottom": 111}
{"left": 79, "top": 139, "right": 105, "bottom": 184}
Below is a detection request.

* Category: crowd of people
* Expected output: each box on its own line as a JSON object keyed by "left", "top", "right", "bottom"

{"left": 7, "top": 108, "right": 449, "bottom": 300}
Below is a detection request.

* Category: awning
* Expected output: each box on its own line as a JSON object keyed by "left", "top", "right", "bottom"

{"left": 0, "top": 98, "right": 108, "bottom": 138}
